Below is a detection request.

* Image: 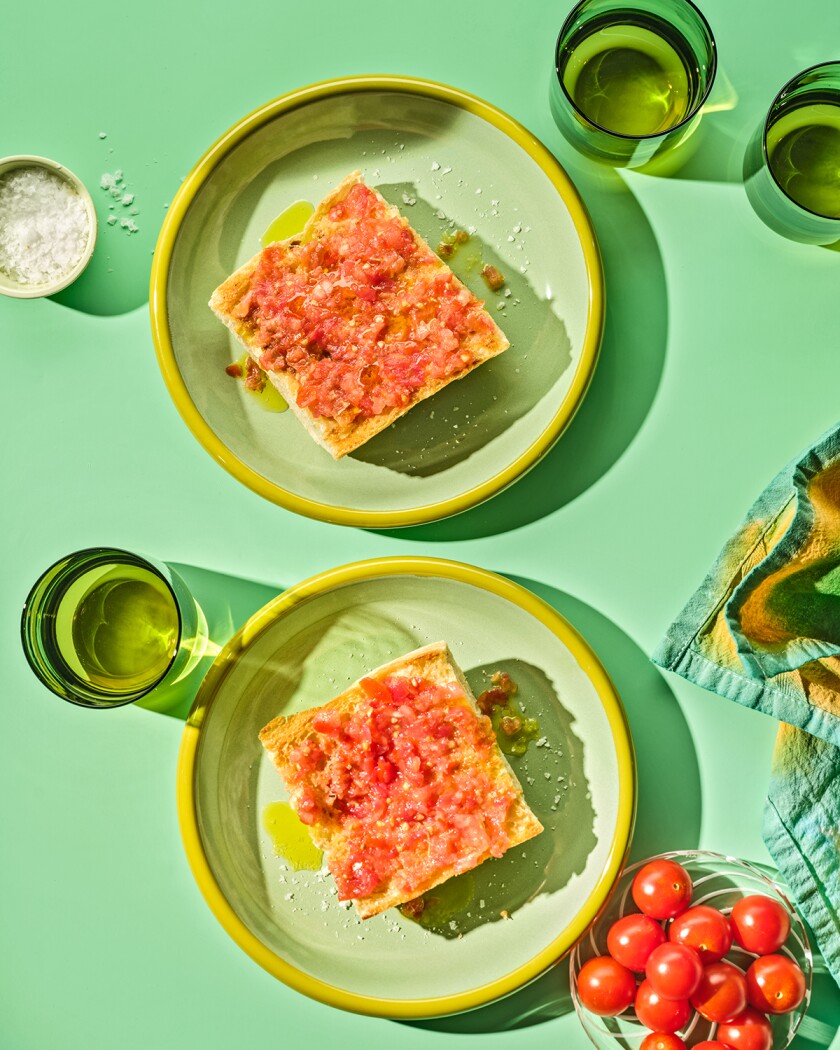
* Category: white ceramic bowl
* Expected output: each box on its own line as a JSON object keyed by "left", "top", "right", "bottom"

{"left": 0, "top": 154, "right": 97, "bottom": 298}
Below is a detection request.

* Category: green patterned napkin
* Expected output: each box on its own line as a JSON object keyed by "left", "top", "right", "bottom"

{"left": 654, "top": 422, "right": 840, "bottom": 987}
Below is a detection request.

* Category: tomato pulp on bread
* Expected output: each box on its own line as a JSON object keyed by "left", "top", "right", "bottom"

{"left": 232, "top": 183, "right": 500, "bottom": 422}
{"left": 286, "top": 675, "right": 518, "bottom": 900}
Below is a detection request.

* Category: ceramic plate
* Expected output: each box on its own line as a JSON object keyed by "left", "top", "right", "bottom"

{"left": 177, "top": 558, "right": 634, "bottom": 1017}
{"left": 151, "top": 77, "right": 603, "bottom": 527}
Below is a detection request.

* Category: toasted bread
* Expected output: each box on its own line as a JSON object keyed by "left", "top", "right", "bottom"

{"left": 259, "top": 642, "right": 543, "bottom": 919}
{"left": 210, "top": 172, "right": 509, "bottom": 459}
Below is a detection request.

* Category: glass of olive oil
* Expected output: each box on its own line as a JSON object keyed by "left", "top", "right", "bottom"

{"left": 21, "top": 548, "right": 208, "bottom": 709}
{"left": 744, "top": 62, "right": 840, "bottom": 245}
{"left": 551, "top": 0, "right": 716, "bottom": 168}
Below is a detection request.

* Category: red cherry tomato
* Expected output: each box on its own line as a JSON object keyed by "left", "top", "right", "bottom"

{"left": 632, "top": 860, "right": 693, "bottom": 920}
{"left": 746, "top": 953, "right": 806, "bottom": 1014}
{"left": 645, "top": 942, "right": 703, "bottom": 1000}
{"left": 731, "top": 895, "right": 791, "bottom": 955}
{"left": 640, "top": 1035, "right": 687, "bottom": 1050}
{"left": 635, "top": 980, "right": 692, "bottom": 1033}
{"left": 690, "top": 960, "right": 748, "bottom": 1023}
{"left": 608, "top": 913, "right": 667, "bottom": 972}
{"left": 576, "top": 956, "right": 636, "bottom": 1016}
{"left": 717, "top": 1007, "right": 774, "bottom": 1050}
{"left": 668, "top": 905, "right": 733, "bottom": 963}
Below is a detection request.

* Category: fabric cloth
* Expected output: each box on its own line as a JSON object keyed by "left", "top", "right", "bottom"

{"left": 653, "top": 422, "right": 840, "bottom": 987}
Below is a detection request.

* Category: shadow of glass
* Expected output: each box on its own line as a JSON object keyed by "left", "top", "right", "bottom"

{"left": 400, "top": 578, "right": 700, "bottom": 1034}
{"left": 407, "top": 658, "right": 595, "bottom": 939}
{"left": 137, "top": 563, "right": 280, "bottom": 721}
{"left": 350, "top": 182, "right": 571, "bottom": 476}
{"left": 377, "top": 153, "right": 667, "bottom": 540}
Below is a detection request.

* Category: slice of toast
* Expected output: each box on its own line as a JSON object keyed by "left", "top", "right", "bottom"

{"left": 210, "top": 172, "right": 509, "bottom": 459}
{"left": 259, "top": 642, "right": 543, "bottom": 919}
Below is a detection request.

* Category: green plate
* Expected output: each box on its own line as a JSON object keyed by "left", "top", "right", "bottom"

{"left": 177, "top": 557, "right": 635, "bottom": 1017}
{"left": 151, "top": 76, "right": 603, "bottom": 527}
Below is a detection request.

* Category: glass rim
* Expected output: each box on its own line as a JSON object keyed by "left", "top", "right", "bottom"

{"left": 553, "top": 0, "right": 718, "bottom": 142}
{"left": 762, "top": 60, "right": 840, "bottom": 221}
{"left": 20, "top": 545, "right": 184, "bottom": 709}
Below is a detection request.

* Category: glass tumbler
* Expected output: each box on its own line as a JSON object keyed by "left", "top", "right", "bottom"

{"left": 551, "top": 0, "right": 717, "bottom": 168}
{"left": 744, "top": 62, "right": 840, "bottom": 245}
{"left": 21, "top": 547, "right": 208, "bottom": 709}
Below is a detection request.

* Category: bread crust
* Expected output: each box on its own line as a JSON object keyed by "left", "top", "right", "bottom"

{"left": 210, "top": 172, "right": 510, "bottom": 459}
{"left": 259, "top": 642, "right": 543, "bottom": 919}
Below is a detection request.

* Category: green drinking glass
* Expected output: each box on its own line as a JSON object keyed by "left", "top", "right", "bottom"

{"left": 550, "top": 0, "right": 717, "bottom": 168}
{"left": 21, "top": 547, "right": 208, "bottom": 709}
{"left": 744, "top": 62, "right": 840, "bottom": 245}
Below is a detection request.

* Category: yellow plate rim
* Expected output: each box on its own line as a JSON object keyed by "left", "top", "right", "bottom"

{"left": 176, "top": 555, "right": 636, "bottom": 1017}
{"left": 150, "top": 75, "right": 605, "bottom": 528}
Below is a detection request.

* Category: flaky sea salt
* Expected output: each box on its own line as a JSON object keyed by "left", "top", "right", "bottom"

{"left": 0, "top": 167, "right": 89, "bottom": 284}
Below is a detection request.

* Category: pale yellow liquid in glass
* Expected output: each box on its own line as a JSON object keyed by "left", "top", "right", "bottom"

{"left": 565, "top": 24, "right": 691, "bottom": 136}
{"left": 767, "top": 103, "right": 840, "bottom": 219}
{"left": 57, "top": 564, "right": 179, "bottom": 694}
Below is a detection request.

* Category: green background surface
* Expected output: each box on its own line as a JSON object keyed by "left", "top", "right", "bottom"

{"left": 2, "top": 1, "right": 840, "bottom": 1047}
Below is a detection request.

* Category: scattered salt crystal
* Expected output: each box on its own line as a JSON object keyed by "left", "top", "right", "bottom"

{"left": 130, "top": 208, "right": 139, "bottom": 216}
{"left": 121, "top": 193, "right": 134, "bottom": 206}
{"left": 431, "top": 161, "right": 441, "bottom": 171}
{"left": 504, "top": 288, "right": 512, "bottom": 298}
{"left": 106, "top": 215, "right": 117, "bottom": 226}
{"left": 475, "top": 188, "right": 482, "bottom": 195}
{"left": 507, "top": 235, "right": 515, "bottom": 242}
{"left": 401, "top": 192, "right": 416, "bottom": 206}
{"left": 544, "top": 772, "right": 551, "bottom": 780}
{"left": 109, "top": 187, "right": 122, "bottom": 199}
{"left": 441, "top": 166, "right": 452, "bottom": 174}
{"left": 98, "top": 131, "right": 107, "bottom": 139}
{"left": 284, "top": 892, "right": 294, "bottom": 901}
{"left": 435, "top": 209, "right": 446, "bottom": 220}
{"left": 479, "top": 899, "right": 486, "bottom": 908}
{"left": 535, "top": 736, "right": 548, "bottom": 747}
{"left": 100, "top": 173, "right": 116, "bottom": 189}
{"left": 0, "top": 167, "right": 90, "bottom": 285}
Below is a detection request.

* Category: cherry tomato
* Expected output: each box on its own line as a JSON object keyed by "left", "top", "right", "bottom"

{"left": 717, "top": 1007, "right": 774, "bottom": 1050}
{"left": 608, "top": 913, "right": 667, "bottom": 972}
{"left": 576, "top": 956, "right": 636, "bottom": 1016}
{"left": 632, "top": 860, "right": 693, "bottom": 920}
{"left": 746, "top": 953, "right": 806, "bottom": 1014}
{"left": 690, "top": 960, "right": 748, "bottom": 1023}
{"left": 645, "top": 943, "right": 703, "bottom": 1000}
{"left": 668, "top": 905, "right": 733, "bottom": 963}
{"left": 640, "top": 1035, "right": 687, "bottom": 1050}
{"left": 731, "top": 895, "right": 791, "bottom": 955}
{"left": 634, "top": 980, "right": 692, "bottom": 1033}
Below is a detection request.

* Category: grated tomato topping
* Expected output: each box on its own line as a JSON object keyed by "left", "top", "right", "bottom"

{"left": 233, "top": 183, "right": 499, "bottom": 422}
{"left": 286, "top": 675, "right": 517, "bottom": 901}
